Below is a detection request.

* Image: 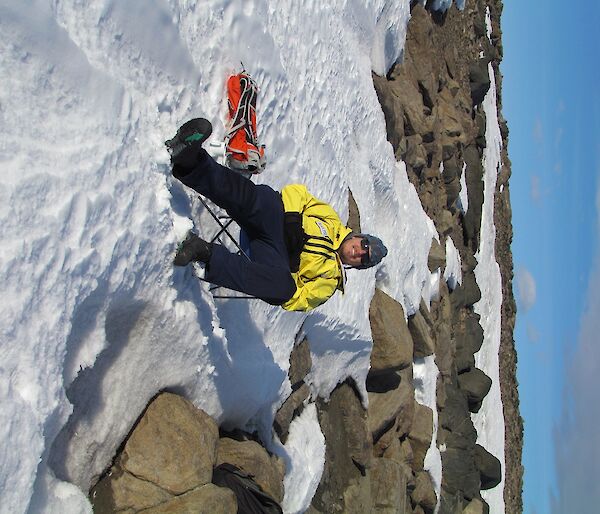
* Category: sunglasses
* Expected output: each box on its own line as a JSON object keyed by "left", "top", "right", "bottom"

{"left": 360, "top": 237, "right": 371, "bottom": 266}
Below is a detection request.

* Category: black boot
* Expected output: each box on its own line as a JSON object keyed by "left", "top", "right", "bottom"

{"left": 165, "top": 118, "right": 213, "bottom": 168}
{"left": 174, "top": 232, "right": 213, "bottom": 266}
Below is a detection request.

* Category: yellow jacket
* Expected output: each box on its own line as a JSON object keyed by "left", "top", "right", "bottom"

{"left": 280, "top": 185, "right": 353, "bottom": 311}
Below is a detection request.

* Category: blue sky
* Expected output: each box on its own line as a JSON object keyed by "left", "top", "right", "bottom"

{"left": 502, "top": 1, "right": 600, "bottom": 513}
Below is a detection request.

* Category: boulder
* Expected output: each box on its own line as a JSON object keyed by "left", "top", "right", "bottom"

{"left": 450, "top": 271, "right": 481, "bottom": 310}
{"left": 368, "top": 369, "right": 414, "bottom": 442}
{"left": 369, "top": 289, "right": 414, "bottom": 373}
{"left": 91, "top": 466, "right": 172, "bottom": 513}
{"left": 370, "top": 458, "right": 409, "bottom": 513}
{"left": 457, "top": 368, "right": 492, "bottom": 413}
{"left": 441, "top": 446, "right": 480, "bottom": 500}
{"left": 274, "top": 383, "right": 310, "bottom": 443}
{"left": 411, "top": 471, "right": 437, "bottom": 512}
{"left": 455, "top": 313, "right": 484, "bottom": 373}
{"left": 474, "top": 444, "right": 502, "bottom": 490}
{"left": 408, "top": 403, "right": 433, "bottom": 472}
{"left": 289, "top": 338, "right": 312, "bottom": 387}
{"left": 439, "top": 385, "right": 477, "bottom": 448}
{"left": 347, "top": 189, "right": 362, "bottom": 233}
{"left": 121, "top": 393, "right": 219, "bottom": 495}
{"left": 311, "top": 381, "right": 372, "bottom": 512}
{"left": 428, "top": 238, "right": 446, "bottom": 272}
{"left": 463, "top": 497, "right": 490, "bottom": 514}
{"left": 409, "top": 309, "right": 435, "bottom": 358}
{"left": 469, "top": 58, "right": 491, "bottom": 106}
{"left": 216, "top": 438, "right": 285, "bottom": 503}
{"left": 137, "top": 484, "right": 237, "bottom": 514}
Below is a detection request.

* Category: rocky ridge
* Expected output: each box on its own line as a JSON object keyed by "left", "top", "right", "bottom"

{"left": 90, "top": 1, "right": 522, "bottom": 513}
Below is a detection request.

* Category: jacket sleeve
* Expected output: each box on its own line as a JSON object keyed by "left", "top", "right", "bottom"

{"left": 281, "top": 185, "right": 343, "bottom": 223}
{"left": 281, "top": 276, "right": 339, "bottom": 312}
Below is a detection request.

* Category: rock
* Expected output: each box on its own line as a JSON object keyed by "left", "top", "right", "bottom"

{"left": 217, "top": 438, "right": 285, "bottom": 503}
{"left": 289, "top": 338, "right": 312, "bottom": 387}
{"left": 408, "top": 403, "right": 433, "bottom": 472}
{"left": 347, "top": 189, "right": 362, "bottom": 233}
{"left": 455, "top": 312, "right": 484, "bottom": 373}
{"left": 469, "top": 58, "right": 491, "bottom": 106}
{"left": 474, "top": 444, "right": 502, "bottom": 490}
{"left": 91, "top": 466, "right": 172, "bottom": 513}
{"left": 369, "top": 289, "right": 414, "bottom": 373}
{"left": 409, "top": 309, "right": 435, "bottom": 358}
{"left": 439, "top": 385, "right": 477, "bottom": 448}
{"left": 370, "top": 458, "right": 409, "bottom": 513}
{"left": 457, "top": 368, "right": 492, "bottom": 412}
{"left": 462, "top": 145, "right": 485, "bottom": 248}
{"left": 463, "top": 497, "right": 489, "bottom": 514}
{"left": 411, "top": 471, "right": 437, "bottom": 511}
{"left": 137, "top": 484, "right": 237, "bottom": 514}
{"left": 368, "top": 368, "right": 414, "bottom": 442}
{"left": 274, "top": 383, "right": 310, "bottom": 443}
{"left": 405, "top": 134, "right": 428, "bottom": 171}
{"left": 311, "top": 381, "right": 372, "bottom": 513}
{"left": 450, "top": 271, "right": 481, "bottom": 309}
{"left": 439, "top": 489, "right": 466, "bottom": 514}
{"left": 121, "top": 393, "right": 219, "bottom": 495}
{"left": 436, "top": 209, "right": 455, "bottom": 237}
{"left": 441, "top": 446, "right": 480, "bottom": 500}
{"left": 428, "top": 238, "right": 446, "bottom": 272}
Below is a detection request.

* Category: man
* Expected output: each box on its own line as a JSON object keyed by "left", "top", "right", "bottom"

{"left": 168, "top": 118, "right": 387, "bottom": 311}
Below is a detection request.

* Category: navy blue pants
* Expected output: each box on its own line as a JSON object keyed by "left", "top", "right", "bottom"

{"left": 177, "top": 150, "right": 296, "bottom": 305}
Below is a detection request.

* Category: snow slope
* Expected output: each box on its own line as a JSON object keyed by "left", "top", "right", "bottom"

{"left": 0, "top": 1, "right": 501, "bottom": 513}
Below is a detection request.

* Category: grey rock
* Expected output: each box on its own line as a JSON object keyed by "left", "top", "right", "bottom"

{"left": 450, "top": 271, "right": 481, "bottom": 309}
{"left": 474, "top": 444, "right": 502, "bottom": 490}
{"left": 439, "top": 385, "right": 477, "bottom": 448}
{"left": 457, "top": 368, "right": 492, "bottom": 413}
{"left": 469, "top": 58, "right": 491, "bottom": 106}
{"left": 369, "top": 289, "right": 414, "bottom": 373}
{"left": 217, "top": 438, "right": 285, "bottom": 503}
{"left": 441, "top": 446, "right": 480, "bottom": 500}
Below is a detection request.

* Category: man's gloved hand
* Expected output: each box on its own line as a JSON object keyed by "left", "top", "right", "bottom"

{"left": 283, "top": 212, "right": 306, "bottom": 272}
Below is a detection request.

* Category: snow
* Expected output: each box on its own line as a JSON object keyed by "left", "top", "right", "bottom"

{"left": 414, "top": 355, "right": 442, "bottom": 513}
{"left": 418, "top": 0, "right": 466, "bottom": 12}
{"left": 280, "top": 403, "right": 325, "bottom": 514}
{"left": 471, "top": 6, "right": 506, "bottom": 514}
{"left": 444, "top": 236, "right": 462, "bottom": 290}
{"left": 458, "top": 161, "right": 469, "bottom": 214}
{"left": 0, "top": 0, "right": 506, "bottom": 513}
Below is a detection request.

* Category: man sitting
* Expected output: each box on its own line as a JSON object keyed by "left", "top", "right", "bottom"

{"left": 168, "top": 119, "right": 387, "bottom": 312}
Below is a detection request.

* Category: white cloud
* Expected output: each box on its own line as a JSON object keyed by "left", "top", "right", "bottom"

{"left": 516, "top": 268, "right": 537, "bottom": 312}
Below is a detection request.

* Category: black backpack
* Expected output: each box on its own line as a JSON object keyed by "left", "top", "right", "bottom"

{"left": 212, "top": 463, "right": 283, "bottom": 514}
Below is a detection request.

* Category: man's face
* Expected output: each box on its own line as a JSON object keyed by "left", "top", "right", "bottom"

{"left": 339, "top": 236, "right": 369, "bottom": 267}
